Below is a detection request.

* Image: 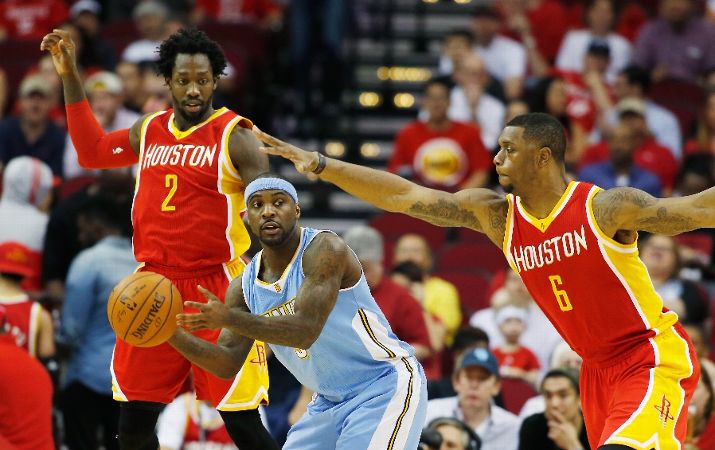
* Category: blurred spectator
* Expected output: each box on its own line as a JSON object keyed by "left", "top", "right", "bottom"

{"left": 392, "top": 79, "right": 491, "bottom": 192}
{"left": 578, "top": 122, "right": 662, "bottom": 197}
{"left": 448, "top": 54, "right": 505, "bottom": 150}
{"left": 500, "top": 0, "right": 569, "bottom": 64}
{"left": 0, "top": 156, "right": 53, "bottom": 292}
{"left": 0, "top": 241, "right": 54, "bottom": 359}
{"left": 605, "top": 65, "right": 682, "bottom": 159}
{"left": 157, "top": 392, "right": 238, "bottom": 449}
{"left": 492, "top": 306, "right": 540, "bottom": 388}
{"left": 191, "top": 0, "right": 283, "bottom": 29}
{"left": 64, "top": 71, "right": 141, "bottom": 179}
{"left": 438, "top": 29, "right": 475, "bottom": 77}
{"left": 687, "top": 90, "right": 715, "bottom": 155}
{"left": 117, "top": 61, "right": 148, "bottom": 113}
{"left": 557, "top": 39, "right": 615, "bottom": 134}
{"left": 290, "top": 0, "right": 347, "bottom": 125}
{"left": 393, "top": 233, "right": 462, "bottom": 344}
{"left": 518, "top": 368, "right": 590, "bottom": 450}
{"left": 424, "top": 417, "right": 482, "bottom": 450}
{"left": 686, "top": 360, "right": 715, "bottom": 449}
{"left": 57, "top": 196, "right": 134, "bottom": 450}
{"left": 428, "top": 326, "right": 491, "bottom": 400}
{"left": 470, "top": 270, "right": 562, "bottom": 373}
{"left": 67, "top": 1, "right": 117, "bottom": 72}
{"left": 342, "top": 226, "right": 433, "bottom": 364}
{"left": 0, "top": 74, "right": 66, "bottom": 176}
{"left": 582, "top": 98, "right": 678, "bottom": 193}
{"left": 633, "top": 0, "right": 715, "bottom": 83}
{"left": 556, "top": 0, "right": 632, "bottom": 84}
{"left": 0, "top": 0, "right": 68, "bottom": 42}
{"left": 639, "top": 234, "right": 710, "bottom": 326}
{"left": 425, "top": 347, "right": 520, "bottom": 450}
{"left": 527, "top": 76, "right": 587, "bottom": 163}
{"left": 466, "top": 5, "right": 526, "bottom": 100}
{"left": 675, "top": 154, "right": 714, "bottom": 198}
{"left": 122, "top": 0, "right": 173, "bottom": 64}
{"left": 141, "top": 62, "right": 172, "bottom": 114}
{"left": 682, "top": 324, "right": 715, "bottom": 389}
{"left": 0, "top": 305, "right": 53, "bottom": 450}
{"left": 42, "top": 168, "right": 134, "bottom": 306}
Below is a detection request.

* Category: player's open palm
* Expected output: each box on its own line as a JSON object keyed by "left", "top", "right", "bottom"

{"left": 40, "top": 29, "right": 78, "bottom": 77}
{"left": 253, "top": 126, "right": 319, "bottom": 175}
{"left": 178, "top": 286, "right": 233, "bottom": 331}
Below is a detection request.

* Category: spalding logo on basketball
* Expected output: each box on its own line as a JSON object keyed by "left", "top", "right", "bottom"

{"left": 107, "top": 272, "right": 183, "bottom": 347}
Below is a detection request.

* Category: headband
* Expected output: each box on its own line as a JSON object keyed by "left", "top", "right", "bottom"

{"left": 245, "top": 177, "right": 299, "bottom": 204}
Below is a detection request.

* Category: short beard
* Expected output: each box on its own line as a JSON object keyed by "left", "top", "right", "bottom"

{"left": 259, "top": 223, "right": 296, "bottom": 248}
{"left": 172, "top": 93, "right": 212, "bottom": 125}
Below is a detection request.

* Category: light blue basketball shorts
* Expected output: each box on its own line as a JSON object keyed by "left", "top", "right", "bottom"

{"left": 283, "top": 357, "right": 427, "bottom": 450}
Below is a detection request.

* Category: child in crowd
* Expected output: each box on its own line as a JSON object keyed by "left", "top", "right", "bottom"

{"left": 492, "top": 305, "right": 540, "bottom": 388}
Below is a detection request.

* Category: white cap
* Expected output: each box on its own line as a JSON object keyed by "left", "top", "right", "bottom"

{"left": 85, "top": 71, "right": 123, "bottom": 95}
{"left": 496, "top": 305, "right": 528, "bottom": 326}
{"left": 70, "top": 0, "right": 101, "bottom": 18}
{"left": 343, "top": 226, "right": 384, "bottom": 263}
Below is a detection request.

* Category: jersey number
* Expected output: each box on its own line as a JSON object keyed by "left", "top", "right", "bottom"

{"left": 161, "top": 174, "right": 178, "bottom": 212}
{"left": 549, "top": 275, "right": 573, "bottom": 312}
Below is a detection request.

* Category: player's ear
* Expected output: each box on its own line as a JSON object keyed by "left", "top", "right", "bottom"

{"left": 537, "top": 146, "right": 552, "bottom": 167}
{"left": 295, "top": 204, "right": 301, "bottom": 219}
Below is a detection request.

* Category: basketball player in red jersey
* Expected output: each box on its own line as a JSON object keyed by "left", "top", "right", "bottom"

{"left": 40, "top": 28, "right": 277, "bottom": 450}
{"left": 254, "top": 113, "right": 715, "bottom": 450}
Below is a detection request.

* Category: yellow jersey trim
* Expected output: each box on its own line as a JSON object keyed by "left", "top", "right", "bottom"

{"left": 515, "top": 181, "right": 577, "bottom": 233}
{"left": 168, "top": 107, "right": 228, "bottom": 140}
{"left": 255, "top": 228, "right": 305, "bottom": 288}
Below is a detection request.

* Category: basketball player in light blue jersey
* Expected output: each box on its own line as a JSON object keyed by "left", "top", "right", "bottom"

{"left": 168, "top": 174, "right": 427, "bottom": 450}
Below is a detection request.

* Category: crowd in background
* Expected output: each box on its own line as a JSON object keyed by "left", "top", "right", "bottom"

{"left": 1, "top": 1, "right": 715, "bottom": 449}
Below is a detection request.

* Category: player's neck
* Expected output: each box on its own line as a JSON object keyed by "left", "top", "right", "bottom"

{"left": 517, "top": 175, "right": 569, "bottom": 219}
{"left": 261, "top": 229, "right": 303, "bottom": 277}
{"left": 173, "top": 107, "right": 216, "bottom": 131}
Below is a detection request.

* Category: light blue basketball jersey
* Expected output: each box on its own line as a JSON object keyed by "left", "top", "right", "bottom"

{"left": 242, "top": 227, "right": 416, "bottom": 402}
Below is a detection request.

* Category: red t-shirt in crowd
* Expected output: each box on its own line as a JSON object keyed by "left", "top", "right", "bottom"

{"left": 388, "top": 120, "right": 491, "bottom": 192}
{"left": 500, "top": 0, "right": 569, "bottom": 63}
{"left": 0, "top": 0, "right": 68, "bottom": 40}
{"left": 579, "top": 138, "right": 678, "bottom": 191}
{"left": 194, "top": 0, "right": 281, "bottom": 23}
{"left": 493, "top": 345, "right": 541, "bottom": 373}
{"left": 556, "top": 70, "right": 614, "bottom": 133}
{"left": 0, "top": 339, "right": 53, "bottom": 450}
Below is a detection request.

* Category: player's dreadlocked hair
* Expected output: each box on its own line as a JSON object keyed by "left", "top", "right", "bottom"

{"left": 156, "top": 28, "right": 227, "bottom": 80}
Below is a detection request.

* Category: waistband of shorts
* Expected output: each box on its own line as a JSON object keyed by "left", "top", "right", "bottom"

{"left": 582, "top": 326, "right": 682, "bottom": 369}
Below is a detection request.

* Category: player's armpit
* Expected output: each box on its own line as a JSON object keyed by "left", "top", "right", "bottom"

{"left": 593, "top": 187, "right": 715, "bottom": 236}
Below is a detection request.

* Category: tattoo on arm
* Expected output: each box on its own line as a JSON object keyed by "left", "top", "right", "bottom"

{"left": 488, "top": 200, "right": 508, "bottom": 236}
{"left": 635, "top": 207, "right": 696, "bottom": 234}
{"left": 407, "top": 198, "right": 482, "bottom": 229}
{"left": 593, "top": 188, "right": 656, "bottom": 232}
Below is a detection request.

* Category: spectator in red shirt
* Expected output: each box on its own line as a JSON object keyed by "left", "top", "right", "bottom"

{"left": 0, "top": 305, "right": 54, "bottom": 450}
{"left": 390, "top": 78, "right": 492, "bottom": 192}
{"left": 500, "top": 0, "right": 569, "bottom": 63}
{"left": 191, "top": 0, "right": 283, "bottom": 29}
{"left": 580, "top": 97, "right": 679, "bottom": 194}
{"left": 0, "top": 0, "right": 67, "bottom": 42}
{"left": 342, "top": 226, "right": 433, "bottom": 367}
{"left": 492, "top": 305, "right": 540, "bottom": 389}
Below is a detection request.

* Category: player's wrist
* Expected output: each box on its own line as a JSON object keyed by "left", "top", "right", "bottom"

{"left": 311, "top": 152, "right": 327, "bottom": 175}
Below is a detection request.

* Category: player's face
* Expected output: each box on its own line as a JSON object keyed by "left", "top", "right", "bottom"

{"left": 169, "top": 53, "right": 217, "bottom": 124}
{"left": 453, "top": 366, "right": 500, "bottom": 410}
{"left": 494, "top": 126, "right": 532, "bottom": 194}
{"left": 543, "top": 377, "right": 581, "bottom": 423}
{"left": 247, "top": 190, "right": 300, "bottom": 247}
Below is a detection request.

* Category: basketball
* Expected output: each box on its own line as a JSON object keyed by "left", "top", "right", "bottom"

{"left": 107, "top": 271, "right": 182, "bottom": 347}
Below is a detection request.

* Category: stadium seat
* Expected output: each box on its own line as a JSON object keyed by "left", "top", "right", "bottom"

{"left": 673, "top": 232, "right": 714, "bottom": 262}
{"left": 457, "top": 227, "right": 493, "bottom": 245}
{"left": 650, "top": 79, "right": 705, "bottom": 135}
{"left": 369, "top": 212, "right": 446, "bottom": 251}
{"left": 436, "top": 243, "right": 507, "bottom": 276}
{"left": 433, "top": 271, "right": 491, "bottom": 317}
{"left": 500, "top": 377, "right": 537, "bottom": 415}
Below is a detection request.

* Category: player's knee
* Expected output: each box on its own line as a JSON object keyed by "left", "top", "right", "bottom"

{"left": 118, "top": 401, "right": 163, "bottom": 450}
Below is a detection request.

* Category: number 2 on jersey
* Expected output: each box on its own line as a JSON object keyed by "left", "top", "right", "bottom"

{"left": 549, "top": 275, "right": 573, "bottom": 312}
{"left": 161, "top": 174, "right": 178, "bottom": 212}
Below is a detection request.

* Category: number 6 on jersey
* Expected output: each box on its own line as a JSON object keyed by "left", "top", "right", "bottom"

{"left": 161, "top": 174, "right": 178, "bottom": 212}
{"left": 549, "top": 275, "right": 573, "bottom": 312}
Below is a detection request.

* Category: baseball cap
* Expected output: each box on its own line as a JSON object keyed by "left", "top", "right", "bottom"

{"left": 19, "top": 74, "right": 52, "bottom": 98}
{"left": 0, "top": 242, "right": 35, "bottom": 278}
{"left": 617, "top": 97, "right": 646, "bottom": 117}
{"left": 70, "top": 0, "right": 101, "bottom": 18}
{"left": 587, "top": 39, "right": 611, "bottom": 58}
{"left": 496, "top": 305, "right": 528, "bottom": 326}
{"left": 458, "top": 347, "right": 499, "bottom": 376}
{"left": 85, "top": 71, "right": 123, "bottom": 95}
{"left": 343, "top": 226, "right": 384, "bottom": 263}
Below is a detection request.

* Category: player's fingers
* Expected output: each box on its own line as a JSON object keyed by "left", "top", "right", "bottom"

{"left": 252, "top": 126, "right": 287, "bottom": 147}
{"left": 197, "top": 285, "right": 219, "bottom": 302}
{"left": 51, "top": 29, "right": 72, "bottom": 40}
{"left": 183, "top": 301, "right": 206, "bottom": 311}
{"left": 259, "top": 146, "right": 290, "bottom": 157}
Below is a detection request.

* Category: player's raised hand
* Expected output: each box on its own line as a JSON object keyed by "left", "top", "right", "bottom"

{"left": 178, "top": 285, "right": 234, "bottom": 331}
{"left": 40, "top": 29, "right": 78, "bottom": 77}
{"left": 253, "top": 126, "right": 320, "bottom": 175}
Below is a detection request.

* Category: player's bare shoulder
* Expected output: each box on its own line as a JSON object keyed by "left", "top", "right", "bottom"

{"left": 406, "top": 188, "right": 508, "bottom": 245}
{"left": 591, "top": 187, "right": 657, "bottom": 236}
{"left": 128, "top": 113, "right": 159, "bottom": 156}
{"left": 227, "top": 123, "right": 269, "bottom": 182}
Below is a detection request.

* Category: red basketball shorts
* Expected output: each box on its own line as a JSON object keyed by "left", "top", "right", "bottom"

{"left": 580, "top": 323, "right": 699, "bottom": 450}
{"left": 110, "top": 262, "right": 269, "bottom": 410}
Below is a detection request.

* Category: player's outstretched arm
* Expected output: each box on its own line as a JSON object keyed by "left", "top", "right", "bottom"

{"left": 170, "top": 278, "right": 255, "bottom": 379}
{"left": 593, "top": 186, "right": 715, "bottom": 236}
{"left": 253, "top": 128, "right": 509, "bottom": 245}
{"left": 41, "top": 29, "right": 140, "bottom": 167}
{"left": 228, "top": 126, "right": 270, "bottom": 185}
{"left": 180, "top": 233, "right": 351, "bottom": 348}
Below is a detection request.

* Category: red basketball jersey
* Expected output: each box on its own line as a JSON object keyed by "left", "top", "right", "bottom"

{"left": 503, "top": 181, "right": 678, "bottom": 364}
{"left": 133, "top": 108, "right": 253, "bottom": 271}
{"left": 0, "top": 295, "right": 41, "bottom": 357}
